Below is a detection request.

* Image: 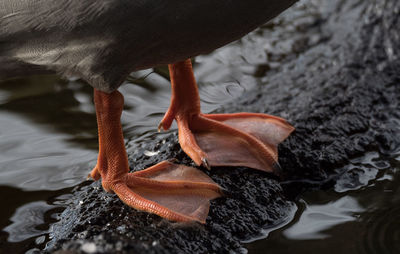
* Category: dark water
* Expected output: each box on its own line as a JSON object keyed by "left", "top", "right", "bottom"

{"left": 246, "top": 153, "right": 400, "bottom": 254}
{"left": 1, "top": 0, "right": 399, "bottom": 253}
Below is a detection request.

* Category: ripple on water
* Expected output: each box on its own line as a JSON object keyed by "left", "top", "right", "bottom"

{"left": 358, "top": 205, "right": 400, "bottom": 254}
{"left": 3, "top": 201, "right": 54, "bottom": 243}
{"left": 357, "top": 161, "right": 400, "bottom": 254}
{"left": 335, "top": 152, "right": 391, "bottom": 193}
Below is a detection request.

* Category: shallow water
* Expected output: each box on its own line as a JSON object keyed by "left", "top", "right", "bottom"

{"left": 1, "top": 0, "right": 399, "bottom": 253}
{"left": 246, "top": 153, "right": 400, "bottom": 254}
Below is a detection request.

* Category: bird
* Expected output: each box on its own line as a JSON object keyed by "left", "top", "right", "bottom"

{"left": 0, "top": 0, "right": 296, "bottom": 223}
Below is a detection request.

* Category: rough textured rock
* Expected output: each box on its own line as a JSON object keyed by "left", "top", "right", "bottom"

{"left": 45, "top": 0, "right": 400, "bottom": 253}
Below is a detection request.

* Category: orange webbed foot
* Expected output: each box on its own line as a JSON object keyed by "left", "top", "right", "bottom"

{"left": 91, "top": 160, "right": 222, "bottom": 223}
{"left": 89, "top": 165, "right": 101, "bottom": 180}
{"left": 124, "top": 161, "right": 222, "bottom": 223}
{"left": 91, "top": 89, "right": 222, "bottom": 223}
{"left": 160, "top": 59, "right": 294, "bottom": 175}
{"left": 187, "top": 112, "right": 294, "bottom": 174}
{"left": 108, "top": 161, "right": 222, "bottom": 223}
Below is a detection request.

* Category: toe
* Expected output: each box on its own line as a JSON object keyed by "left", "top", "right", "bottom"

{"left": 113, "top": 161, "right": 222, "bottom": 223}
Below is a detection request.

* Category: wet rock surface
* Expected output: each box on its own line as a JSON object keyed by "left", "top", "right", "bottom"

{"left": 45, "top": 0, "right": 400, "bottom": 253}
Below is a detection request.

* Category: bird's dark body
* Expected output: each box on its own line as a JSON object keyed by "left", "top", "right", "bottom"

{"left": 0, "top": 0, "right": 296, "bottom": 92}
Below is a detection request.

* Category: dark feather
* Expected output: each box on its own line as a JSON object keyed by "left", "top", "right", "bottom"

{"left": 0, "top": 0, "right": 297, "bottom": 92}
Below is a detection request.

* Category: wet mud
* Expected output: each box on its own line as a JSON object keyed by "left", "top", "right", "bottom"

{"left": 45, "top": 0, "right": 400, "bottom": 253}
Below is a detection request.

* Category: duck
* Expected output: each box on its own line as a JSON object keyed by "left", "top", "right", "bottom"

{"left": 0, "top": 0, "right": 296, "bottom": 223}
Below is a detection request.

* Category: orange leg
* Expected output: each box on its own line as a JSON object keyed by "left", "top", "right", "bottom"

{"left": 159, "top": 59, "right": 295, "bottom": 175}
{"left": 89, "top": 89, "right": 222, "bottom": 223}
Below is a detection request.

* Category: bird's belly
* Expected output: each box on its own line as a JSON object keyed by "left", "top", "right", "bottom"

{"left": 0, "top": 58, "right": 53, "bottom": 80}
{"left": 119, "top": 0, "right": 297, "bottom": 71}
{"left": 0, "top": 0, "right": 297, "bottom": 91}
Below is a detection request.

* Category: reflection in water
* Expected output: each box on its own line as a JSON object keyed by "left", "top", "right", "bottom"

{"left": 335, "top": 152, "right": 390, "bottom": 193}
{"left": 284, "top": 196, "right": 364, "bottom": 240}
{"left": 246, "top": 155, "right": 400, "bottom": 254}
{"left": 0, "top": 111, "right": 97, "bottom": 190}
{"left": 4, "top": 201, "right": 53, "bottom": 243}
{"left": 357, "top": 154, "right": 400, "bottom": 254}
{"left": 0, "top": 186, "right": 70, "bottom": 252}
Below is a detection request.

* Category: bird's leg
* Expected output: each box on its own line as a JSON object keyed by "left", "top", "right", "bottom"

{"left": 159, "top": 59, "right": 294, "bottom": 175}
{"left": 89, "top": 89, "right": 222, "bottom": 223}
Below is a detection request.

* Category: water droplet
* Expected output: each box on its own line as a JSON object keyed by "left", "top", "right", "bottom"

{"left": 144, "top": 150, "right": 160, "bottom": 157}
{"left": 81, "top": 242, "right": 97, "bottom": 254}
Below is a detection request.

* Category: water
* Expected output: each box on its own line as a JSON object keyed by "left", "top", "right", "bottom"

{"left": 1, "top": 0, "right": 399, "bottom": 253}
{"left": 246, "top": 154, "right": 400, "bottom": 254}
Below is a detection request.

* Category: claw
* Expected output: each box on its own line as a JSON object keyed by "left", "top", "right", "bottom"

{"left": 273, "top": 162, "right": 283, "bottom": 176}
{"left": 167, "top": 158, "right": 178, "bottom": 163}
{"left": 158, "top": 122, "right": 163, "bottom": 132}
{"left": 92, "top": 89, "right": 221, "bottom": 223}
{"left": 165, "top": 60, "right": 294, "bottom": 174}
{"left": 202, "top": 157, "right": 211, "bottom": 170}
